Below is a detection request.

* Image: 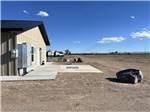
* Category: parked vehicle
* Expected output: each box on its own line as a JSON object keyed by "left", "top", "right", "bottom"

{"left": 56, "top": 51, "right": 64, "bottom": 56}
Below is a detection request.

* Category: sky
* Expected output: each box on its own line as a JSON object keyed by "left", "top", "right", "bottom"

{"left": 1, "top": 1, "right": 150, "bottom": 53}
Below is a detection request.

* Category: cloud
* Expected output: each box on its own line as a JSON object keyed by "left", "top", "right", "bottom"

{"left": 142, "top": 28, "right": 147, "bottom": 31}
{"left": 73, "top": 41, "right": 81, "bottom": 44}
{"left": 22, "top": 10, "right": 29, "bottom": 14}
{"left": 130, "top": 16, "right": 135, "bottom": 19}
{"left": 131, "top": 30, "right": 150, "bottom": 39}
{"left": 98, "top": 36, "right": 126, "bottom": 44}
{"left": 36, "top": 11, "right": 49, "bottom": 17}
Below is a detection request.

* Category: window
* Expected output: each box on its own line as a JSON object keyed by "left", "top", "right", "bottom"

{"left": 31, "top": 47, "right": 34, "bottom": 62}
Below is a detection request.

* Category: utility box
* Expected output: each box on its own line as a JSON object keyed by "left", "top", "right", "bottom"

{"left": 11, "top": 49, "right": 18, "bottom": 59}
{"left": 17, "top": 43, "right": 32, "bottom": 75}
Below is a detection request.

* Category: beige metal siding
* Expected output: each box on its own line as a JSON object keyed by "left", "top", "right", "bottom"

{"left": 17, "top": 27, "right": 47, "bottom": 68}
{"left": 1, "top": 32, "right": 17, "bottom": 76}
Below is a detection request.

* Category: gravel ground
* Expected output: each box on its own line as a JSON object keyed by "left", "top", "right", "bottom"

{"left": 1, "top": 54, "right": 150, "bottom": 112}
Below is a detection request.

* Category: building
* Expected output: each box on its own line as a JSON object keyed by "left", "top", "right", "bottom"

{"left": 1, "top": 20, "right": 50, "bottom": 76}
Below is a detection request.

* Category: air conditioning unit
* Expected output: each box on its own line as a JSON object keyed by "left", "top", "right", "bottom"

{"left": 17, "top": 43, "right": 32, "bottom": 76}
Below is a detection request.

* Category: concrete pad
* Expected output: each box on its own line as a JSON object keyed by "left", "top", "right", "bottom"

{"left": 0, "top": 64, "right": 102, "bottom": 81}
{"left": 59, "top": 65, "right": 103, "bottom": 73}
{"left": 0, "top": 65, "right": 58, "bottom": 81}
{"left": 0, "top": 75, "right": 56, "bottom": 81}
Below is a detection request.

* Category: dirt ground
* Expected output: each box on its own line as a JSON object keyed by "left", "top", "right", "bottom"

{"left": 1, "top": 54, "right": 150, "bottom": 112}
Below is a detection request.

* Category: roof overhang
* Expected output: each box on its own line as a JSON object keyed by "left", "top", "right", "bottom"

{"left": 1, "top": 20, "right": 50, "bottom": 46}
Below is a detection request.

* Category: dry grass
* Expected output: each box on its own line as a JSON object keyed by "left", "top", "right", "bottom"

{"left": 1, "top": 54, "right": 150, "bottom": 112}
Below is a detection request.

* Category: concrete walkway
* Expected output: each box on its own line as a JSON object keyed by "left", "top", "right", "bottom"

{"left": 0, "top": 64, "right": 102, "bottom": 81}
{"left": 0, "top": 65, "right": 58, "bottom": 81}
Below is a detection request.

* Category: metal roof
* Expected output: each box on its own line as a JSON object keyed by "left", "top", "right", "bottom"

{"left": 1, "top": 20, "right": 50, "bottom": 45}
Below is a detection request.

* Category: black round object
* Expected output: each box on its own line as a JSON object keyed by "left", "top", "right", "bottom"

{"left": 116, "top": 69, "right": 143, "bottom": 84}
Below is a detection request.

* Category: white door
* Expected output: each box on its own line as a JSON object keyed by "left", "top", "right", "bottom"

{"left": 37, "top": 48, "right": 42, "bottom": 65}
{"left": 37, "top": 49, "right": 40, "bottom": 66}
{"left": 39, "top": 48, "right": 42, "bottom": 65}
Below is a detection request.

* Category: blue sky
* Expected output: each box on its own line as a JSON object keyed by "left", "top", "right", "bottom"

{"left": 1, "top": 1, "right": 150, "bottom": 53}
